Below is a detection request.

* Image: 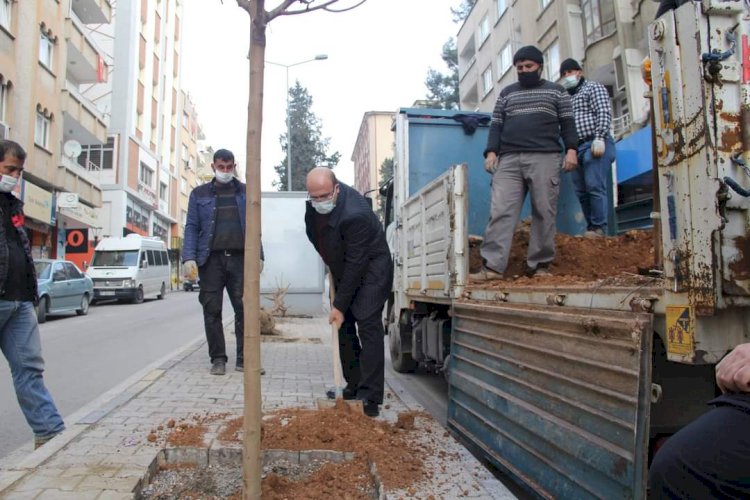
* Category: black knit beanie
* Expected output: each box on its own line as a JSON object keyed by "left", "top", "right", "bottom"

{"left": 512, "top": 45, "right": 544, "bottom": 65}
{"left": 559, "top": 58, "right": 583, "bottom": 74}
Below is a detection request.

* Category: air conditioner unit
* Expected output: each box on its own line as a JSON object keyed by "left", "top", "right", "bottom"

{"left": 0, "top": 122, "right": 10, "bottom": 139}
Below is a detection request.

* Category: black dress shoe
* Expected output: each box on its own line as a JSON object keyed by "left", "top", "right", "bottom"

{"left": 342, "top": 384, "right": 358, "bottom": 400}
{"left": 362, "top": 401, "right": 379, "bottom": 417}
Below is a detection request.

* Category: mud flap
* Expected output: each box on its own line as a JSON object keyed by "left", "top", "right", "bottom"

{"left": 447, "top": 301, "right": 653, "bottom": 499}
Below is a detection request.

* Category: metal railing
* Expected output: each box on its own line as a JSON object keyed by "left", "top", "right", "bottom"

{"left": 612, "top": 112, "right": 631, "bottom": 139}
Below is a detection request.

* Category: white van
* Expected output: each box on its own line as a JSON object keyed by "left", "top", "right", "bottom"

{"left": 87, "top": 234, "right": 171, "bottom": 303}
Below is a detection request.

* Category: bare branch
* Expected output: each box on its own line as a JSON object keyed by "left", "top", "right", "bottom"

{"left": 235, "top": 0, "right": 253, "bottom": 14}
{"left": 271, "top": 0, "right": 368, "bottom": 18}
{"left": 267, "top": 0, "right": 298, "bottom": 21}
{"left": 322, "top": 0, "right": 368, "bottom": 13}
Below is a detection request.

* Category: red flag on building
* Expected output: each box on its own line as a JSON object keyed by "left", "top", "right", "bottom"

{"left": 97, "top": 56, "right": 107, "bottom": 83}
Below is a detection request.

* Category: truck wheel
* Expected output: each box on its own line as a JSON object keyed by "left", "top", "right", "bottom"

{"left": 157, "top": 283, "right": 166, "bottom": 299}
{"left": 132, "top": 286, "right": 144, "bottom": 304}
{"left": 37, "top": 297, "right": 49, "bottom": 324}
{"left": 389, "top": 321, "right": 416, "bottom": 373}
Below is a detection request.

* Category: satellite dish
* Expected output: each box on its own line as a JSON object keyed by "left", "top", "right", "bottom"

{"left": 63, "top": 140, "right": 82, "bottom": 160}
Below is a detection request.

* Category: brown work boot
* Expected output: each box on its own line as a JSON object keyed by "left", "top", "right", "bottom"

{"left": 469, "top": 266, "right": 504, "bottom": 282}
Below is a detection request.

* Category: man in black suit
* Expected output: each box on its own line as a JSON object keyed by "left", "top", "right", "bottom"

{"left": 304, "top": 167, "right": 393, "bottom": 417}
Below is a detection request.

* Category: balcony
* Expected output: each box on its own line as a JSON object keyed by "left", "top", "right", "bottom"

{"left": 70, "top": 0, "right": 112, "bottom": 24}
{"left": 65, "top": 15, "right": 107, "bottom": 84}
{"left": 61, "top": 81, "right": 108, "bottom": 145}
{"left": 613, "top": 112, "right": 631, "bottom": 139}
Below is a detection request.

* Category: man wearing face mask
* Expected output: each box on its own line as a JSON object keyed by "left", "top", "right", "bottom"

{"left": 471, "top": 45, "right": 578, "bottom": 281}
{"left": 0, "top": 140, "right": 65, "bottom": 449}
{"left": 304, "top": 167, "right": 393, "bottom": 418}
{"left": 559, "top": 58, "right": 616, "bottom": 238}
{"left": 183, "top": 148, "right": 264, "bottom": 376}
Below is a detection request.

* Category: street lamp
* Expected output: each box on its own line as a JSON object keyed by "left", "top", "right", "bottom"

{"left": 266, "top": 54, "right": 328, "bottom": 191}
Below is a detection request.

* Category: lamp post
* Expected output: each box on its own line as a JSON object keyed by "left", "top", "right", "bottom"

{"left": 266, "top": 54, "right": 328, "bottom": 191}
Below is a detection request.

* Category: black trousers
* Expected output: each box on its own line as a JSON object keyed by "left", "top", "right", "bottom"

{"left": 649, "top": 400, "right": 750, "bottom": 499}
{"left": 198, "top": 251, "right": 244, "bottom": 364}
{"left": 338, "top": 307, "right": 385, "bottom": 405}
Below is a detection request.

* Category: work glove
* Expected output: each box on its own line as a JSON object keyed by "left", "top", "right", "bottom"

{"left": 183, "top": 260, "right": 198, "bottom": 280}
{"left": 484, "top": 153, "right": 498, "bottom": 173}
{"left": 590, "top": 139, "right": 606, "bottom": 158}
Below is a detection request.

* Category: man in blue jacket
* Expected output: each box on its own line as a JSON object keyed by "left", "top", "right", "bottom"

{"left": 304, "top": 167, "right": 393, "bottom": 417}
{"left": 183, "top": 149, "right": 263, "bottom": 376}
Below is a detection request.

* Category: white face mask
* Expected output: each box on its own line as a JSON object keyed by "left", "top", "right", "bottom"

{"left": 0, "top": 174, "right": 18, "bottom": 193}
{"left": 561, "top": 75, "right": 580, "bottom": 90}
{"left": 312, "top": 199, "right": 335, "bottom": 215}
{"left": 215, "top": 171, "right": 234, "bottom": 184}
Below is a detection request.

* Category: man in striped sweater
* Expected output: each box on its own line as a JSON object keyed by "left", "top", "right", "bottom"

{"left": 471, "top": 45, "right": 578, "bottom": 281}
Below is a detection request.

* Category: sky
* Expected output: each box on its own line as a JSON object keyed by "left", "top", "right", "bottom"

{"left": 181, "top": 0, "right": 460, "bottom": 190}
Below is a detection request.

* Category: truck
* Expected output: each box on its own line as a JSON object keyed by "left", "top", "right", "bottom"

{"left": 384, "top": 3, "right": 750, "bottom": 498}
{"left": 87, "top": 234, "right": 171, "bottom": 304}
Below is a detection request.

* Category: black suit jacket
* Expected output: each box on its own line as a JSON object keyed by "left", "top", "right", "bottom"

{"left": 305, "top": 183, "right": 393, "bottom": 319}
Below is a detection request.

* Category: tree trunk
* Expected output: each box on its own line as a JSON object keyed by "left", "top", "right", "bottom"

{"left": 242, "top": 3, "right": 266, "bottom": 500}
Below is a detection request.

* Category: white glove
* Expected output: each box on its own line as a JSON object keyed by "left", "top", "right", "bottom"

{"left": 183, "top": 260, "right": 198, "bottom": 280}
{"left": 484, "top": 153, "right": 498, "bottom": 173}
{"left": 590, "top": 139, "right": 606, "bottom": 158}
{"left": 260, "top": 260, "right": 264, "bottom": 273}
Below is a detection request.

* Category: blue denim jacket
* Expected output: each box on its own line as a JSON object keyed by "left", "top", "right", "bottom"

{"left": 183, "top": 179, "right": 251, "bottom": 267}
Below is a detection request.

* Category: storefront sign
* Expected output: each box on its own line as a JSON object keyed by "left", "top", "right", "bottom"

{"left": 22, "top": 182, "right": 53, "bottom": 225}
{"left": 59, "top": 203, "right": 99, "bottom": 227}
{"left": 65, "top": 228, "right": 89, "bottom": 254}
{"left": 57, "top": 192, "right": 79, "bottom": 208}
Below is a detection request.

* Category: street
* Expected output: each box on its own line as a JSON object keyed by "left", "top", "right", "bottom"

{"left": 0, "top": 290, "right": 212, "bottom": 459}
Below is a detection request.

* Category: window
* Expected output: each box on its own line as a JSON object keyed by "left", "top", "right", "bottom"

{"left": 496, "top": 0, "right": 507, "bottom": 17}
{"left": 544, "top": 41, "right": 560, "bottom": 82}
{"left": 139, "top": 162, "right": 153, "bottom": 186}
{"left": 181, "top": 144, "right": 189, "bottom": 169}
{"left": 35, "top": 111, "right": 50, "bottom": 148}
{"left": 78, "top": 137, "right": 115, "bottom": 170}
{"left": 182, "top": 109, "right": 189, "bottom": 130}
{"left": 64, "top": 262, "right": 83, "bottom": 280}
{"left": 0, "top": 0, "right": 11, "bottom": 31}
{"left": 39, "top": 31, "right": 54, "bottom": 68}
{"left": 0, "top": 81, "right": 8, "bottom": 124}
{"left": 582, "top": 0, "right": 616, "bottom": 45}
{"left": 478, "top": 15, "right": 490, "bottom": 45}
{"left": 539, "top": 0, "right": 551, "bottom": 10}
{"left": 482, "top": 66, "right": 493, "bottom": 96}
{"left": 497, "top": 43, "right": 513, "bottom": 77}
{"left": 181, "top": 209, "right": 187, "bottom": 226}
{"left": 180, "top": 176, "right": 187, "bottom": 194}
{"left": 159, "top": 182, "right": 167, "bottom": 201}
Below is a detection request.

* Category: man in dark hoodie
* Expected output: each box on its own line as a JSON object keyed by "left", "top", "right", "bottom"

{"left": 0, "top": 140, "right": 65, "bottom": 449}
{"left": 471, "top": 45, "right": 578, "bottom": 281}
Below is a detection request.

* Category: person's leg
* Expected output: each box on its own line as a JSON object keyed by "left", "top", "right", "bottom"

{"left": 581, "top": 137, "right": 615, "bottom": 232}
{"left": 338, "top": 309, "right": 361, "bottom": 390}
{"left": 353, "top": 307, "right": 385, "bottom": 405}
{"left": 0, "top": 301, "right": 65, "bottom": 439}
{"left": 225, "top": 253, "right": 244, "bottom": 365}
{"left": 525, "top": 152, "right": 561, "bottom": 269}
{"left": 198, "top": 253, "right": 227, "bottom": 364}
{"left": 480, "top": 153, "right": 527, "bottom": 273}
{"left": 573, "top": 144, "right": 591, "bottom": 228}
{"left": 649, "top": 404, "right": 750, "bottom": 499}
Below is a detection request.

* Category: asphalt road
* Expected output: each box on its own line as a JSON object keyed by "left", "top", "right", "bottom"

{"left": 0, "top": 290, "right": 217, "bottom": 459}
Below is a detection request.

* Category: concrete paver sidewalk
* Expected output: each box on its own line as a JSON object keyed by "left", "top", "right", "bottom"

{"left": 0, "top": 316, "right": 515, "bottom": 499}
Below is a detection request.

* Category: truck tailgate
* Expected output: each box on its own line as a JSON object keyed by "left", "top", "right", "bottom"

{"left": 448, "top": 300, "right": 653, "bottom": 499}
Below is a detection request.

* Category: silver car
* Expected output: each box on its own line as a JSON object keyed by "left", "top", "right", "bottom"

{"left": 34, "top": 259, "right": 94, "bottom": 323}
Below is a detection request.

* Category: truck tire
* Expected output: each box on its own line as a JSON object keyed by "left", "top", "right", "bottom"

{"left": 389, "top": 317, "right": 416, "bottom": 373}
{"left": 132, "top": 286, "right": 144, "bottom": 304}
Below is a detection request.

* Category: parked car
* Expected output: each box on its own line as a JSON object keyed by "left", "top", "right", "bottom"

{"left": 183, "top": 278, "right": 200, "bottom": 292}
{"left": 34, "top": 259, "right": 94, "bottom": 323}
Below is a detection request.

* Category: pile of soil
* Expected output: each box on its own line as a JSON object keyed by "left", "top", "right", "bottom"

{"left": 469, "top": 225, "right": 656, "bottom": 285}
{"left": 143, "top": 402, "right": 432, "bottom": 498}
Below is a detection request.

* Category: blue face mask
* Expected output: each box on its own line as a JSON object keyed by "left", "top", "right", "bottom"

{"left": 312, "top": 199, "right": 335, "bottom": 214}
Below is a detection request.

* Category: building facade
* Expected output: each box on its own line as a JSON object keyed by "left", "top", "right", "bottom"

{"left": 351, "top": 111, "right": 394, "bottom": 212}
{"left": 0, "top": 0, "right": 111, "bottom": 267}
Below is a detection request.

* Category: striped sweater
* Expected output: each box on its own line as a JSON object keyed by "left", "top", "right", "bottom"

{"left": 484, "top": 80, "right": 578, "bottom": 157}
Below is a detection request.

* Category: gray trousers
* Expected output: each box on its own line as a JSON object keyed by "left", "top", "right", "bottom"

{"left": 480, "top": 152, "right": 561, "bottom": 272}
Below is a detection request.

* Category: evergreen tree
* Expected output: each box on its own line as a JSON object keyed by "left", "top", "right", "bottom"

{"left": 425, "top": 38, "right": 459, "bottom": 110}
{"left": 273, "top": 80, "right": 340, "bottom": 191}
{"left": 377, "top": 157, "right": 394, "bottom": 219}
{"left": 450, "top": 0, "right": 477, "bottom": 23}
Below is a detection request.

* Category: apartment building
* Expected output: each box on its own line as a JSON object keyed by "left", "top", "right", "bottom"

{"left": 86, "top": 0, "right": 186, "bottom": 257}
{"left": 0, "top": 0, "right": 111, "bottom": 265}
{"left": 175, "top": 91, "right": 204, "bottom": 250}
{"left": 352, "top": 111, "right": 394, "bottom": 210}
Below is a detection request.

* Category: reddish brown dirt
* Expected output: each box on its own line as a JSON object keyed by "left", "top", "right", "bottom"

{"left": 469, "top": 226, "right": 656, "bottom": 284}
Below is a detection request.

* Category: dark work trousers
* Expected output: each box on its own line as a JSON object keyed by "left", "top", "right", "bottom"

{"left": 338, "top": 307, "right": 385, "bottom": 405}
{"left": 648, "top": 401, "right": 750, "bottom": 499}
{"left": 198, "top": 250, "right": 244, "bottom": 364}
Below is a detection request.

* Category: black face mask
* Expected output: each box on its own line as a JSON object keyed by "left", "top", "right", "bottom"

{"left": 518, "top": 70, "right": 542, "bottom": 87}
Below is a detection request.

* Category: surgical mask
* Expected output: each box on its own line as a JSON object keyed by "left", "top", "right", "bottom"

{"left": 0, "top": 174, "right": 18, "bottom": 193}
{"left": 312, "top": 199, "right": 335, "bottom": 215}
{"left": 561, "top": 75, "right": 580, "bottom": 90}
{"left": 215, "top": 171, "right": 234, "bottom": 184}
{"left": 518, "top": 70, "right": 541, "bottom": 87}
